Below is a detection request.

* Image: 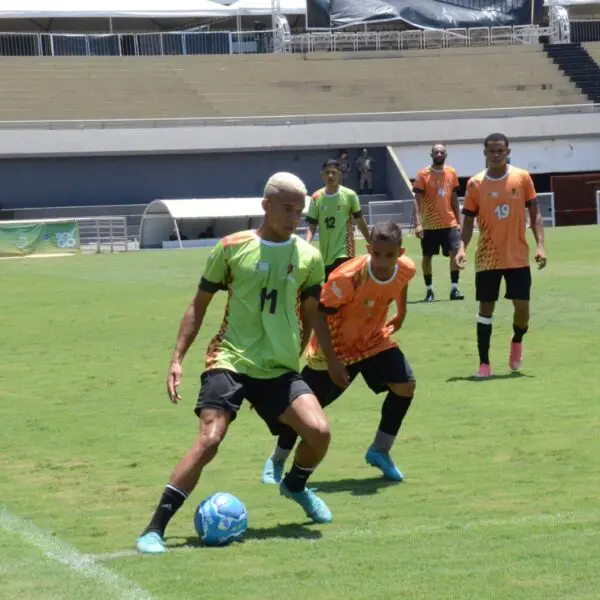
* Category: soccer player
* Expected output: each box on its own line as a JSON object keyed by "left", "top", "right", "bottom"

{"left": 307, "top": 159, "right": 371, "bottom": 279}
{"left": 455, "top": 133, "right": 547, "bottom": 378}
{"left": 136, "top": 173, "right": 333, "bottom": 555}
{"left": 261, "top": 221, "right": 417, "bottom": 485}
{"left": 413, "top": 144, "right": 464, "bottom": 302}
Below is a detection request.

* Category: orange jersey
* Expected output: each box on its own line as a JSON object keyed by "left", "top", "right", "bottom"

{"left": 305, "top": 254, "right": 416, "bottom": 370}
{"left": 413, "top": 165, "right": 460, "bottom": 229}
{"left": 463, "top": 166, "right": 537, "bottom": 272}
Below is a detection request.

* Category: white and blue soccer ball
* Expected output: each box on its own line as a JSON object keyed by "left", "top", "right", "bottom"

{"left": 194, "top": 492, "right": 248, "bottom": 546}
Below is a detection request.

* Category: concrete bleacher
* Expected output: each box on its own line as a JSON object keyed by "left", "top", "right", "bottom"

{"left": 0, "top": 45, "right": 589, "bottom": 121}
{"left": 584, "top": 42, "right": 600, "bottom": 66}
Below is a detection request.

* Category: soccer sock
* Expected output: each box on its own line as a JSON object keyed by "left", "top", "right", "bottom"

{"left": 477, "top": 314, "right": 493, "bottom": 365}
{"left": 142, "top": 484, "right": 188, "bottom": 538}
{"left": 424, "top": 273, "right": 433, "bottom": 289}
{"left": 272, "top": 444, "right": 294, "bottom": 463}
{"left": 512, "top": 324, "right": 529, "bottom": 344}
{"left": 283, "top": 462, "right": 315, "bottom": 493}
{"left": 450, "top": 270, "right": 460, "bottom": 290}
{"left": 373, "top": 391, "right": 413, "bottom": 452}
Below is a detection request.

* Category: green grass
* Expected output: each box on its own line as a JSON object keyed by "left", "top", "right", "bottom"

{"left": 1, "top": 227, "right": 600, "bottom": 600}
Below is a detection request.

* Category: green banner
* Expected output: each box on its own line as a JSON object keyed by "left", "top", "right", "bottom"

{"left": 0, "top": 221, "right": 80, "bottom": 257}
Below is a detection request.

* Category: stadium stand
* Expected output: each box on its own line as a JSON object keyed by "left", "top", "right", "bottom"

{"left": 0, "top": 44, "right": 589, "bottom": 121}
{"left": 584, "top": 41, "right": 600, "bottom": 66}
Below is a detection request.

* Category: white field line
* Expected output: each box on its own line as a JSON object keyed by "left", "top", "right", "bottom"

{"left": 90, "top": 509, "right": 600, "bottom": 562}
{"left": 0, "top": 507, "right": 154, "bottom": 600}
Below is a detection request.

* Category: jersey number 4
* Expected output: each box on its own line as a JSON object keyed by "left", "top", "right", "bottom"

{"left": 260, "top": 287, "right": 278, "bottom": 314}
{"left": 325, "top": 216, "right": 336, "bottom": 229}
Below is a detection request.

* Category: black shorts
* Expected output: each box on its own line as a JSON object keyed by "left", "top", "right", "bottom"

{"left": 195, "top": 369, "right": 312, "bottom": 435}
{"left": 301, "top": 347, "right": 415, "bottom": 408}
{"left": 475, "top": 267, "right": 532, "bottom": 302}
{"left": 325, "top": 257, "right": 351, "bottom": 280}
{"left": 421, "top": 227, "right": 460, "bottom": 257}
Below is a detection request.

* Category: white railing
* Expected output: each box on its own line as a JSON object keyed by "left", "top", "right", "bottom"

{"left": 0, "top": 30, "right": 275, "bottom": 57}
{"left": 0, "top": 204, "right": 145, "bottom": 242}
{"left": 289, "top": 26, "right": 553, "bottom": 53}
{"left": 77, "top": 217, "right": 129, "bottom": 253}
{"left": 0, "top": 25, "right": 556, "bottom": 57}
{"left": 368, "top": 193, "right": 556, "bottom": 234}
{"left": 597, "top": 190, "right": 600, "bottom": 225}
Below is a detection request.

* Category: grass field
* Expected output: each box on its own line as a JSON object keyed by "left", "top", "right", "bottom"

{"left": 1, "top": 227, "right": 599, "bottom": 600}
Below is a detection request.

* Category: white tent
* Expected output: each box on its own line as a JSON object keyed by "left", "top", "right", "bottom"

{"left": 231, "top": 0, "right": 307, "bottom": 16}
{"left": 0, "top": 0, "right": 236, "bottom": 19}
{"left": 140, "top": 197, "right": 311, "bottom": 249}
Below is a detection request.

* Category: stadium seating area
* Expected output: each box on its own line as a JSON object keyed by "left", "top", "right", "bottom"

{"left": 0, "top": 44, "right": 590, "bottom": 121}
{"left": 584, "top": 41, "right": 600, "bottom": 66}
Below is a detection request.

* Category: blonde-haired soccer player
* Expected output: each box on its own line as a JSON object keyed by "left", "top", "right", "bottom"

{"left": 136, "top": 173, "right": 333, "bottom": 554}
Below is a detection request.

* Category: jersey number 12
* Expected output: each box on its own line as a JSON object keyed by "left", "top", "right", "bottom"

{"left": 325, "top": 216, "right": 336, "bottom": 229}
{"left": 260, "top": 287, "right": 278, "bottom": 314}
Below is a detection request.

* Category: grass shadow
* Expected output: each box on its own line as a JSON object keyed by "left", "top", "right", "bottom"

{"left": 167, "top": 522, "right": 321, "bottom": 549}
{"left": 311, "top": 476, "right": 399, "bottom": 497}
{"left": 446, "top": 372, "right": 535, "bottom": 383}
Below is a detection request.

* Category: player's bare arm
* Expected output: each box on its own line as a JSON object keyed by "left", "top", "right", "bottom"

{"left": 354, "top": 214, "right": 372, "bottom": 244}
{"left": 299, "top": 295, "right": 320, "bottom": 355}
{"left": 306, "top": 222, "right": 317, "bottom": 243}
{"left": 528, "top": 200, "right": 547, "bottom": 269}
{"left": 167, "top": 289, "right": 215, "bottom": 404}
{"left": 451, "top": 191, "right": 462, "bottom": 230}
{"left": 313, "top": 309, "right": 350, "bottom": 388}
{"left": 386, "top": 286, "right": 408, "bottom": 334}
{"left": 455, "top": 215, "right": 475, "bottom": 269}
{"left": 413, "top": 192, "right": 424, "bottom": 237}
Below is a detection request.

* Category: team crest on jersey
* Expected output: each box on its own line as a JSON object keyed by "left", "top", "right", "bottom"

{"left": 488, "top": 192, "right": 499, "bottom": 199}
{"left": 285, "top": 264, "right": 297, "bottom": 281}
{"left": 256, "top": 262, "right": 269, "bottom": 272}
{"left": 511, "top": 188, "right": 520, "bottom": 197}
{"left": 364, "top": 299, "right": 376, "bottom": 309}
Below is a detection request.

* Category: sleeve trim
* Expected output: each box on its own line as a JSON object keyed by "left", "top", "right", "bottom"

{"left": 199, "top": 277, "right": 226, "bottom": 293}
{"left": 462, "top": 209, "right": 477, "bottom": 217}
{"left": 525, "top": 199, "right": 536, "bottom": 207}
{"left": 305, "top": 216, "right": 318, "bottom": 225}
{"left": 352, "top": 210, "right": 363, "bottom": 219}
{"left": 318, "top": 302, "right": 338, "bottom": 315}
{"left": 300, "top": 284, "right": 321, "bottom": 301}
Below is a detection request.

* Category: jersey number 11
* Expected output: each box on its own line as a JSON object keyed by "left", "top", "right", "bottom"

{"left": 260, "top": 287, "right": 278, "bottom": 314}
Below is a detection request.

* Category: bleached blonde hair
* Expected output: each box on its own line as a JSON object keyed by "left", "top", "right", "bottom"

{"left": 264, "top": 172, "right": 308, "bottom": 199}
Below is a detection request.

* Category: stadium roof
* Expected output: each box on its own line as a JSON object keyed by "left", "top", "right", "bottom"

{"left": 140, "top": 197, "right": 310, "bottom": 249}
{"left": 0, "top": 0, "right": 306, "bottom": 19}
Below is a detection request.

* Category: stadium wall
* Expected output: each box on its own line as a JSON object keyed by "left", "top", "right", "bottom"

{"left": 0, "top": 111, "right": 598, "bottom": 160}
{"left": 395, "top": 138, "right": 600, "bottom": 178}
{"left": 0, "top": 148, "right": 388, "bottom": 209}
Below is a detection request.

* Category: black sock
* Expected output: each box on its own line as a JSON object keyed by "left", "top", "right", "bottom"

{"left": 142, "top": 485, "right": 188, "bottom": 538}
{"left": 477, "top": 314, "right": 492, "bottom": 365}
{"left": 379, "top": 391, "right": 413, "bottom": 436}
{"left": 277, "top": 426, "right": 299, "bottom": 452}
{"left": 512, "top": 324, "right": 528, "bottom": 344}
{"left": 283, "top": 462, "right": 314, "bottom": 493}
{"left": 451, "top": 270, "right": 459, "bottom": 284}
{"left": 424, "top": 273, "right": 433, "bottom": 287}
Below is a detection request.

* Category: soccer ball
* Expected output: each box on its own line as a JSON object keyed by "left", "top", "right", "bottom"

{"left": 194, "top": 492, "right": 248, "bottom": 546}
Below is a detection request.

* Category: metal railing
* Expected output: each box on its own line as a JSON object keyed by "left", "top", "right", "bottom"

{"left": 0, "top": 204, "right": 145, "bottom": 242}
{"left": 0, "top": 25, "right": 555, "bottom": 57}
{"left": 0, "top": 30, "right": 275, "bottom": 57}
{"left": 367, "top": 193, "right": 557, "bottom": 233}
{"left": 569, "top": 20, "right": 600, "bottom": 44}
{"left": 77, "top": 217, "right": 129, "bottom": 253}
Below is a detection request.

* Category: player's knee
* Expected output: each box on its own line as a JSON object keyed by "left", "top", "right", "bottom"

{"left": 389, "top": 381, "right": 416, "bottom": 397}
{"left": 306, "top": 414, "right": 331, "bottom": 452}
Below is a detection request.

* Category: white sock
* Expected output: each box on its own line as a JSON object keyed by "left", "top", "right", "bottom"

{"left": 451, "top": 282, "right": 458, "bottom": 291}
{"left": 426, "top": 284, "right": 433, "bottom": 291}
{"left": 271, "top": 445, "right": 292, "bottom": 463}
{"left": 373, "top": 430, "right": 396, "bottom": 453}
